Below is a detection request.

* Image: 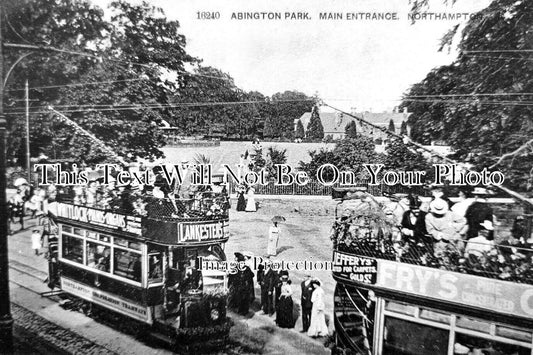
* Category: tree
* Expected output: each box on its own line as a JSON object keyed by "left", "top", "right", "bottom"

{"left": 262, "top": 116, "right": 275, "bottom": 139}
{"left": 265, "top": 146, "right": 287, "bottom": 181}
{"left": 345, "top": 120, "right": 358, "bottom": 138}
{"left": 306, "top": 106, "right": 324, "bottom": 140}
{"left": 295, "top": 120, "right": 305, "bottom": 139}
{"left": 269, "top": 91, "right": 315, "bottom": 138}
{"left": 401, "top": 0, "right": 533, "bottom": 191}
{"left": 5, "top": 0, "right": 195, "bottom": 164}
{"left": 400, "top": 121, "right": 408, "bottom": 135}
{"left": 388, "top": 119, "right": 395, "bottom": 133}
{"left": 382, "top": 138, "right": 433, "bottom": 180}
{"left": 299, "top": 135, "right": 379, "bottom": 181}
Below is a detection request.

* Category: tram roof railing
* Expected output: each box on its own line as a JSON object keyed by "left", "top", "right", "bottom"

{"left": 333, "top": 235, "right": 533, "bottom": 285}
{"left": 52, "top": 191, "right": 229, "bottom": 224}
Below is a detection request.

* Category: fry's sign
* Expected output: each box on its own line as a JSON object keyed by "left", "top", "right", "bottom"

{"left": 377, "top": 260, "right": 533, "bottom": 320}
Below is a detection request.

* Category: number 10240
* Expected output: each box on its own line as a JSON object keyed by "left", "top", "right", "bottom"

{"left": 197, "top": 11, "right": 220, "bottom": 20}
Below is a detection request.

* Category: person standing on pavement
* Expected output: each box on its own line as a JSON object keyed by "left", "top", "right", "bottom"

{"left": 307, "top": 279, "right": 329, "bottom": 338}
{"left": 259, "top": 261, "right": 278, "bottom": 316}
{"left": 267, "top": 221, "right": 280, "bottom": 256}
{"left": 31, "top": 229, "right": 42, "bottom": 255}
{"left": 300, "top": 274, "right": 314, "bottom": 332}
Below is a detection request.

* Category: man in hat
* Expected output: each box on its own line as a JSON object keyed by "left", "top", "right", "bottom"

{"left": 401, "top": 197, "right": 428, "bottom": 244}
{"left": 300, "top": 274, "right": 314, "bottom": 332}
{"left": 425, "top": 199, "right": 466, "bottom": 258}
{"left": 258, "top": 256, "right": 278, "bottom": 315}
{"left": 464, "top": 187, "right": 494, "bottom": 240}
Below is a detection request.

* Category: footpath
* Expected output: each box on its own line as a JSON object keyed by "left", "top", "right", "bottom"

{"left": 6, "top": 217, "right": 330, "bottom": 355}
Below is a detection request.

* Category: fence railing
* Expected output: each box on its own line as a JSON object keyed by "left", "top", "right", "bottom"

{"left": 229, "top": 179, "right": 429, "bottom": 197}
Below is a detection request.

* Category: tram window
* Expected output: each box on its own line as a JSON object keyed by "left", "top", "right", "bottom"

{"left": 456, "top": 316, "right": 491, "bottom": 333}
{"left": 148, "top": 254, "right": 163, "bottom": 282}
{"left": 385, "top": 301, "right": 416, "bottom": 316}
{"left": 86, "top": 242, "right": 110, "bottom": 272}
{"left": 86, "top": 231, "right": 98, "bottom": 240}
{"left": 495, "top": 325, "right": 532, "bottom": 343}
{"left": 113, "top": 249, "right": 142, "bottom": 282}
{"left": 128, "top": 242, "right": 141, "bottom": 251}
{"left": 98, "top": 234, "right": 111, "bottom": 243}
{"left": 419, "top": 309, "right": 451, "bottom": 324}
{"left": 455, "top": 332, "right": 531, "bottom": 355}
{"left": 61, "top": 225, "right": 72, "bottom": 234}
{"left": 114, "top": 237, "right": 141, "bottom": 251}
{"left": 62, "top": 235, "right": 83, "bottom": 263}
{"left": 383, "top": 317, "right": 448, "bottom": 355}
{"left": 73, "top": 228, "right": 85, "bottom": 237}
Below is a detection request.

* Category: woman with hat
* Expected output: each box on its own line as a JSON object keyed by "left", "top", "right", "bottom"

{"left": 425, "top": 198, "right": 466, "bottom": 258}
{"left": 307, "top": 278, "right": 329, "bottom": 337}
{"left": 275, "top": 275, "right": 295, "bottom": 329}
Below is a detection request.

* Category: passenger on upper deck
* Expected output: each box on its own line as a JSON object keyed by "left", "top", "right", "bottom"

{"left": 425, "top": 199, "right": 466, "bottom": 257}
{"left": 464, "top": 187, "right": 494, "bottom": 240}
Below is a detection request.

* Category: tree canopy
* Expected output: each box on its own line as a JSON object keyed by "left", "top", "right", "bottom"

{"left": 401, "top": 0, "right": 533, "bottom": 191}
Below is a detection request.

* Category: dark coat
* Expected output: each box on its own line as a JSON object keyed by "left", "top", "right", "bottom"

{"left": 465, "top": 201, "right": 493, "bottom": 240}
{"left": 300, "top": 280, "right": 314, "bottom": 309}
{"left": 400, "top": 210, "right": 428, "bottom": 242}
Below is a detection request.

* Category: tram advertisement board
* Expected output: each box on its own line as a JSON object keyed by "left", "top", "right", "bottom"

{"left": 332, "top": 250, "right": 378, "bottom": 284}
{"left": 377, "top": 260, "right": 533, "bottom": 320}
{"left": 178, "top": 220, "right": 229, "bottom": 242}
{"left": 51, "top": 202, "right": 142, "bottom": 236}
{"left": 60, "top": 277, "right": 152, "bottom": 324}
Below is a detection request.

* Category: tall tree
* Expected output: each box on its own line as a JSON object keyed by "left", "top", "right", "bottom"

{"left": 400, "top": 121, "right": 408, "bottom": 135}
{"left": 388, "top": 119, "right": 395, "bottom": 133}
{"left": 295, "top": 120, "right": 305, "bottom": 139}
{"left": 402, "top": 0, "right": 533, "bottom": 191}
{"left": 306, "top": 106, "right": 324, "bottom": 140}
{"left": 4, "top": 0, "right": 195, "bottom": 164}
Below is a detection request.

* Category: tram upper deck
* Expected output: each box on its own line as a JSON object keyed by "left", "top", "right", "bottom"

{"left": 47, "top": 189, "right": 230, "bottom": 245}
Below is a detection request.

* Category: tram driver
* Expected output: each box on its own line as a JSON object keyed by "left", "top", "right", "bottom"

{"left": 181, "top": 257, "right": 203, "bottom": 293}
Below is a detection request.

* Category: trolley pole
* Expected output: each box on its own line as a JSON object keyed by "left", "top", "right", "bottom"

{"left": 0, "top": 3, "right": 15, "bottom": 352}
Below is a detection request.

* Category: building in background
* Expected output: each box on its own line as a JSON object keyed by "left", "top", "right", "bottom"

{"left": 295, "top": 107, "right": 411, "bottom": 142}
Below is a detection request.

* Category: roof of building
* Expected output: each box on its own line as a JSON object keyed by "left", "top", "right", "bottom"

{"left": 298, "top": 110, "right": 411, "bottom": 134}
{"left": 298, "top": 112, "right": 357, "bottom": 135}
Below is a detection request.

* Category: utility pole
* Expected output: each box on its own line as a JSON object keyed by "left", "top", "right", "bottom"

{"left": 0, "top": 3, "right": 14, "bottom": 352}
{"left": 26, "top": 80, "right": 30, "bottom": 184}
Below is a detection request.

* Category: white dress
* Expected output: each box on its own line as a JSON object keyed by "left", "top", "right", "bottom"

{"left": 31, "top": 232, "right": 42, "bottom": 251}
{"left": 267, "top": 225, "right": 280, "bottom": 256}
{"left": 307, "top": 287, "right": 329, "bottom": 337}
{"left": 245, "top": 188, "right": 256, "bottom": 212}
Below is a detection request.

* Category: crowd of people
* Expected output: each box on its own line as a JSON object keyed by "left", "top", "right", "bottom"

{"left": 227, "top": 252, "right": 329, "bottom": 338}
{"left": 8, "top": 164, "right": 232, "bottom": 227}
{"left": 333, "top": 185, "right": 533, "bottom": 283}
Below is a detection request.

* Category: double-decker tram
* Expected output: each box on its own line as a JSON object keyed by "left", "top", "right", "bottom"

{"left": 45, "top": 190, "right": 232, "bottom": 347}
{"left": 330, "top": 188, "right": 533, "bottom": 355}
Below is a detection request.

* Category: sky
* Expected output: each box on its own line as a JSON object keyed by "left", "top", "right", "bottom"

{"left": 93, "top": 0, "right": 492, "bottom": 112}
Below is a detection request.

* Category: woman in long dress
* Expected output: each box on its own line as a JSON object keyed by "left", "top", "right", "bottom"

{"left": 245, "top": 186, "right": 256, "bottom": 212}
{"left": 236, "top": 185, "right": 246, "bottom": 211}
{"left": 307, "top": 279, "right": 329, "bottom": 337}
{"left": 267, "top": 222, "right": 280, "bottom": 256}
{"left": 275, "top": 276, "right": 294, "bottom": 328}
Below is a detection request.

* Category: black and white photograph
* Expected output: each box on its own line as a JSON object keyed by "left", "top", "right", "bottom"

{"left": 1, "top": 0, "right": 532, "bottom": 354}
